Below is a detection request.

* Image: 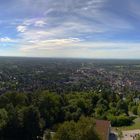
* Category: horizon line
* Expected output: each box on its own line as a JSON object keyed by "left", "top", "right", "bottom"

{"left": 0, "top": 55, "right": 140, "bottom": 60}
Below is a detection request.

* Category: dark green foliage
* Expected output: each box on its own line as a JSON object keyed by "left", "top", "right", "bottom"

{"left": 20, "top": 106, "right": 44, "bottom": 140}
{"left": 0, "top": 108, "right": 8, "bottom": 129}
{"left": 131, "top": 106, "right": 138, "bottom": 115}
{"left": 37, "top": 91, "right": 61, "bottom": 127}
{"left": 116, "top": 100, "right": 128, "bottom": 115}
{"left": 0, "top": 89, "right": 139, "bottom": 139}
{"left": 53, "top": 116, "right": 100, "bottom": 140}
{"left": 107, "top": 115, "right": 133, "bottom": 126}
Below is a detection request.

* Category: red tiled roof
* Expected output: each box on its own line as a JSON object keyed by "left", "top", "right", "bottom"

{"left": 95, "top": 120, "right": 111, "bottom": 140}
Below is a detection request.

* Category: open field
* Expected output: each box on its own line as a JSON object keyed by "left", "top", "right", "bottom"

{"left": 113, "top": 118, "right": 140, "bottom": 131}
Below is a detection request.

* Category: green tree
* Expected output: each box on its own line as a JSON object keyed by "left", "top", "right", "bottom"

{"left": 38, "top": 92, "right": 61, "bottom": 127}
{"left": 0, "top": 108, "right": 8, "bottom": 129}
{"left": 94, "top": 107, "right": 105, "bottom": 119}
{"left": 116, "top": 100, "right": 128, "bottom": 115}
{"left": 107, "top": 115, "right": 132, "bottom": 126}
{"left": 53, "top": 116, "right": 100, "bottom": 140}
{"left": 54, "top": 121, "right": 76, "bottom": 140}
{"left": 131, "top": 106, "right": 138, "bottom": 115}
{"left": 20, "top": 106, "right": 45, "bottom": 140}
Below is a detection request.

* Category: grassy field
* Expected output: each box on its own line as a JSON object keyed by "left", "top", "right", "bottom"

{"left": 113, "top": 117, "right": 140, "bottom": 131}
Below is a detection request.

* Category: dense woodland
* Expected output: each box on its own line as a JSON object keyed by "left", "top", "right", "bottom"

{"left": 0, "top": 89, "right": 140, "bottom": 140}
{"left": 0, "top": 57, "right": 140, "bottom": 140}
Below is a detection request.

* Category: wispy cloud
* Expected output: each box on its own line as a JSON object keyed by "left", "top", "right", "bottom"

{"left": 0, "top": 37, "right": 15, "bottom": 43}
{"left": 20, "top": 38, "right": 81, "bottom": 51}
{"left": 17, "top": 25, "right": 27, "bottom": 32}
{"left": 0, "top": 0, "right": 140, "bottom": 58}
{"left": 34, "top": 20, "right": 46, "bottom": 27}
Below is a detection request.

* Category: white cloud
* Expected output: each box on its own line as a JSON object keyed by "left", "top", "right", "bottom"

{"left": 0, "top": 37, "right": 15, "bottom": 43}
{"left": 17, "top": 25, "right": 27, "bottom": 32}
{"left": 22, "top": 18, "right": 46, "bottom": 27}
{"left": 20, "top": 38, "right": 81, "bottom": 51}
{"left": 34, "top": 20, "right": 46, "bottom": 27}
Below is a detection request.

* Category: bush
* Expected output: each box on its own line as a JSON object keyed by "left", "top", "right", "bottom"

{"left": 53, "top": 116, "right": 100, "bottom": 140}
{"left": 107, "top": 115, "right": 133, "bottom": 126}
{"left": 131, "top": 106, "right": 138, "bottom": 115}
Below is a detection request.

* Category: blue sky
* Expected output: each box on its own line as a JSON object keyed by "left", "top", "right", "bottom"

{"left": 0, "top": 0, "right": 140, "bottom": 58}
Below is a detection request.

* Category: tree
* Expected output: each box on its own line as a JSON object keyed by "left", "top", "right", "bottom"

{"left": 131, "top": 106, "right": 138, "bottom": 115}
{"left": 4, "top": 103, "right": 22, "bottom": 139}
{"left": 0, "top": 108, "right": 8, "bottom": 139}
{"left": 20, "top": 106, "right": 45, "bottom": 140}
{"left": 0, "top": 108, "right": 8, "bottom": 129}
{"left": 76, "top": 116, "right": 100, "bottom": 140}
{"left": 107, "top": 115, "right": 133, "bottom": 126}
{"left": 53, "top": 116, "right": 100, "bottom": 140}
{"left": 53, "top": 121, "right": 76, "bottom": 140}
{"left": 38, "top": 92, "right": 61, "bottom": 127}
{"left": 94, "top": 107, "right": 105, "bottom": 119}
{"left": 116, "top": 100, "right": 128, "bottom": 115}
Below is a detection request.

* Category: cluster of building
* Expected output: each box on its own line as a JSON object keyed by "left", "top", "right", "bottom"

{"left": 67, "top": 66, "right": 139, "bottom": 93}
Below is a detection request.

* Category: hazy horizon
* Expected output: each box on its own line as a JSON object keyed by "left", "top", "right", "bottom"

{"left": 1, "top": 0, "right": 140, "bottom": 58}
{"left": 0, "top": 56, "right": 140, "bottom": 61}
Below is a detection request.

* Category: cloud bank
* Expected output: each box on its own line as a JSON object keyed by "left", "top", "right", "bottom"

{"left": 0, "top": 0, "right": 140, "bottom": 58}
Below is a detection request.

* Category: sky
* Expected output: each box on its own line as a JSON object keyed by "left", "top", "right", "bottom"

{"left": 0, "top": 0, "right": 140, "bottom": 58}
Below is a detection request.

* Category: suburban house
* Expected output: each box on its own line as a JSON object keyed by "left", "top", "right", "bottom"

{"left": 95, "top": 120, "right": 111, "bottom": 140}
